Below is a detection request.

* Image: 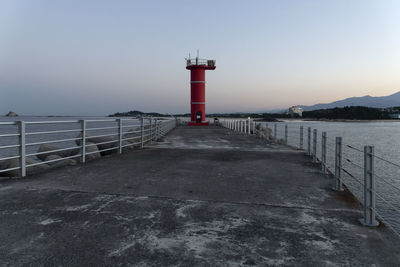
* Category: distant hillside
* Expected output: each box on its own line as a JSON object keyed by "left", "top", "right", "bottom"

{"left": 303, "top": 106, "right": 390, "bottom": 120}
{"left": 299, "top": 91, "right": 400, "bottom": 111}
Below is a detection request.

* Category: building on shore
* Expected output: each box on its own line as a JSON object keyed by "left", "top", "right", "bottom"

{"left": 288, "top": 106, "right": 303, "bottom": 117}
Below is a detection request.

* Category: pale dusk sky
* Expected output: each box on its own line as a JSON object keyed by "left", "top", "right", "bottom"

{"left": 1, "top": 0, "right": 399, "bottom": 115}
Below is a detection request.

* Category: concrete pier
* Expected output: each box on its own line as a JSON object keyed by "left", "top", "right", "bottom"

{"left": 0, "top": 126, "right": 399, "bottom": 266}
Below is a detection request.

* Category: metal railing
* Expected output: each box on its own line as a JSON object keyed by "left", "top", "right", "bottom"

{"left": 186, "top": 58, "right": 216, "bottom": 67}
{"left": 0, "top": 117, "right": 177, "bottom": 178}
{"left": 220, "top": 119, "right": 400, "bottom": 233}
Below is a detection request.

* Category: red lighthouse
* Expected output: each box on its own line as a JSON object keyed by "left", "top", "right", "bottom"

{"left": 186, "top": 56, "right": 216, "bottom": 126}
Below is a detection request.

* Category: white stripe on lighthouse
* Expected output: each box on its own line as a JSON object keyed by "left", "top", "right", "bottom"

{"left": 191, "top": 81, "right": 205, "bottom": 83}
{"left": 192, "top": 102, "right": 205, "bottom": 104}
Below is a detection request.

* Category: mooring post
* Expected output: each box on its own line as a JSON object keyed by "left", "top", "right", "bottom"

{"left": 118, "top": 119, "right": 123, "bottom": 154}
{"left": 18, "top": 121, "right": 26, "bottom": 177}
{"left": 312, "top": 129, "right": 317, "bottom": 163}
{"left": 322, "top": 132, "right": 327, "bottom": 173}
{"left": 300, "top": 126, "right": 304, "bottom": 149}
{"left": 274, "top": 124, "right": 277, "bottom": 140}
{"left": 307, "top": 127, "right": 311, "bottom": 156}
{"left": 334, "top": 137, "right": 344, "bottom": 191}
{"left": 285, "top": 125, "right": 288, "bottom": 144}
{"left": 80, "top": 120, "right": 86, "bottom": 163}
{"left": 361, "top": 146, "right": 379, "bottom": 226}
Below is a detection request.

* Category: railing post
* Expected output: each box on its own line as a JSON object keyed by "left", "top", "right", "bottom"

{"left": 312, "top": 129, "right": 317, "bottom": 163}
{"left": 285, "top": 125, "right": 288, "bottom": 144}
{"left": 307, "top": 127, "right": 311, "bottom": 156}
{"left": 252, "top": 120, "right": 255, "bottom": 135}
{"left": 149, "top": 117, "right": 153, "bottom": 144}
{"left": 248, "top": 118, "right": 251, "bottom": 135}
{"left": 154, "top": 119, "right": 158, "bottom": 140}
{"left": 18, "top": 121, "right": 26, "bottom": 177}
{"left": 321, "top": 132, "right": 327, "bottom": 173}
{"left": 274, "top": 124, "right": 277, "bottom": 140}
{"left": 361, "top": 146, "right": 379, "bottom": 226}
{"left": 300, "top": 126, "right": 304, "bottom": 149}
{"left": 140, "top": 117, "right": 144, "bottom": 148}
{"left": 118, "top": 119, "right": 123, "bottom": 154}
{"left": 80, "top": 120, "right": 86, "bottom": 163}
{"left": 334, "top": 137, "right": 344, "bottom": 191}
{"left": 265, "top": 123, "right": 269, "bottom": 140}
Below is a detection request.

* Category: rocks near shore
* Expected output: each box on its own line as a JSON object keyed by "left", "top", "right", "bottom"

{"left": 37, "top": 144, "right": 79, "bottom": 161}
{"left": 5, "top": 111, "right": 18, "bottom": 117}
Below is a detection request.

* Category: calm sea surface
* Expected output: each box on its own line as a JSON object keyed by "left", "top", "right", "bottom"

{"left": 1, "top": 116, "right": 400, "bottom": 233}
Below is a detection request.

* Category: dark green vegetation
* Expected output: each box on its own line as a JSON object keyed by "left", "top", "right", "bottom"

{"left": 303, "top": 106, "right": 390, "bottom": 120}
{"left": 109, "top": 110, "right": 165, "bottom": 117}
{"left": 110, "top": 106, "right": 400, "bottom": 120}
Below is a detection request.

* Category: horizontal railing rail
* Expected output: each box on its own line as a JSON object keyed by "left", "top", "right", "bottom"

{"left": 220, "top": 118, "right": 400, "bottom": 234}
{"left": 0, "top": 117, "right": 177, "bottom": 178}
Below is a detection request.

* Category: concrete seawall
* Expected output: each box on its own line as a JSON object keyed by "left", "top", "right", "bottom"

{"left": 0, "top": 126, "right": 399, "bottom": 266}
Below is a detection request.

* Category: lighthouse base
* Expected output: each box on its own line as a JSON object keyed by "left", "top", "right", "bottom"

{"left": 188, "top": 122, "right": 210, "bottom": 126}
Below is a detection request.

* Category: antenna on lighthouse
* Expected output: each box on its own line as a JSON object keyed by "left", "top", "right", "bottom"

{"left": 197, "top": 49, "right": 199, "bottom": 58}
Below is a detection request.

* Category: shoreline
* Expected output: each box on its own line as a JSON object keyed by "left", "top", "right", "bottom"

{"left": 281, "top": 118, "right": 400, "bottom": 123}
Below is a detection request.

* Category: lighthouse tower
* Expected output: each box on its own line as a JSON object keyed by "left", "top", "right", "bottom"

{"left": 186, "top": 56, "right": 216, "bottom": 126}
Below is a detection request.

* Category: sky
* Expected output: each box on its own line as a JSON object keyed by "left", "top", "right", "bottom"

{"left": 1, "top": 0, "right": 400, "bottom": 116}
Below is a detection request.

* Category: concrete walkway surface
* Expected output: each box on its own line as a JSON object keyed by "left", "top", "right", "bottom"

{"left": 0, "top": 126, "right": 399, "bottom": 266}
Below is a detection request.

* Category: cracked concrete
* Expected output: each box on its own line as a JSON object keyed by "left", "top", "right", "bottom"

{"left": 0, "top": 126, "right": 399, "bottom": 266}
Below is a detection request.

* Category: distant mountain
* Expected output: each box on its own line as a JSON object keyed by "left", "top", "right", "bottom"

{"left": 299, "top": 91, "right": 400, "bottom": 111}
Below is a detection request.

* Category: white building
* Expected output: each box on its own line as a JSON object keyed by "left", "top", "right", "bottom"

{"left": 288, "top": 106, "right": 303, "bottom": 117}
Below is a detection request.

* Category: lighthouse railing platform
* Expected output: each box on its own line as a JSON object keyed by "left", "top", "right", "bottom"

{"left": 186, "top": 58, "right": 216, "bottom": 67}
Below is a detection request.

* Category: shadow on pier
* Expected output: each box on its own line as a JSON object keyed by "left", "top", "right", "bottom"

{"left": 0, "top": 126, "right": 399, "bottom": 266}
